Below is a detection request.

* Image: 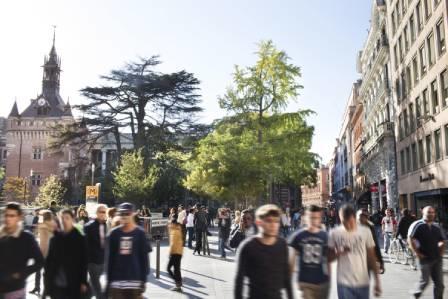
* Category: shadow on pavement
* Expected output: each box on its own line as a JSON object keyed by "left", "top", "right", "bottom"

{"left": 181, "top": 268, "right": 227, "bottom": 282}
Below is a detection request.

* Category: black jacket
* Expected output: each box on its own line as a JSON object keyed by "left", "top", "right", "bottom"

{"left": 84, "top": 219, "right": 107, "bottom": 264}
{"left": 44, "top": 229, "right": 88, "bottom": 298}
{"left": 218, "top": 218, "right": 231, "bottom": 239}
{"left": 396, "top": 216, "right": 414, "bottom": 239}
{"left": 0, "top": 229, "right": 44, "bottom": 293}
{"left": 194, "top": 210, "right": 208, "bottom": 231}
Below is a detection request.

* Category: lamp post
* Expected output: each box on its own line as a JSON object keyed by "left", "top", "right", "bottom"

{"left": 91, "top": 163, "right": 95, "bottom": 186}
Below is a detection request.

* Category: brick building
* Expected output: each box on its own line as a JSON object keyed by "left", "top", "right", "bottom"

{"left": 301, "top": 166, "right": 330, "bottom": 207}
{"left": 5, "top": 36, "right": 74, "bottom": 199}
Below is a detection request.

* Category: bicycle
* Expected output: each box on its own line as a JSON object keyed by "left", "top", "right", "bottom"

{"left": 388, "top": 236, "right": 417, "bottom": 270}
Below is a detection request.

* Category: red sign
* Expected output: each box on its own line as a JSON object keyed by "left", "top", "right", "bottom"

{"left": 370, "top": 183, "right": 378, "bottom": 193}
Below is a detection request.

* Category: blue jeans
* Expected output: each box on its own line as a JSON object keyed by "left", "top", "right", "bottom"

{"left": 219, "top": 236, "right": 227, "bottom": 257}
{"left": 383, "top": 232, "right": 392, "bottom": 252}
{"left": 187, "top": 227, "right": 194, "bottom": 248}
{"left": 337, "top": 284, "right": 369, "bottom": 299}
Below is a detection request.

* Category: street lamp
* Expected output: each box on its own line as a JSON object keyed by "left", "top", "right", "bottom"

{"left": 91, "top": 163, "right": 95, "bottom": 186}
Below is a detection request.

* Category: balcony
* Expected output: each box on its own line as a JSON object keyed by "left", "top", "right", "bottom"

{"left": 363, "top": 122, "right": 394, "bottom": 154}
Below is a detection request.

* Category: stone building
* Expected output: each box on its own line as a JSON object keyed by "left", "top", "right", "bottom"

{"left": 301, "top": 166, "right": 330, "bottom": 207}
{"left": 5, "top": 36, "right": 75, "bottom": 199}
{"left": 0, "top": 117, "right": 7, "bottom": 168}
{"left": 388, "top": 0, "right": 448, "bottom": 224}
{"left": 357, "top": 0, "right": 398, "bottom": 213}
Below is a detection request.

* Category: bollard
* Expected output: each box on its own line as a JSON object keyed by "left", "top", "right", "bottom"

{"left": 156, "top": 238, "right": 160, "bottom": 279}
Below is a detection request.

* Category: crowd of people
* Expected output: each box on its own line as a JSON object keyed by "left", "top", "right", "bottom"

{"left": 0, "top": 200, "right": 446, "bottom": 299}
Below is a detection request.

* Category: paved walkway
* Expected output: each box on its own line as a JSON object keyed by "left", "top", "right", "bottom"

{"left": 26, "top": 228, "right": 448, "bottom": 298}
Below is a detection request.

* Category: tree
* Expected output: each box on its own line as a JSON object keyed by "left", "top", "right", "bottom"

{"left": 184, "top": 113, "right": 317, "bottom": 206}
{"left": 0, "top": 167, "right": 5, "bottom": 181}
{"left": 2, "top": 177, "right": 30, "bottom": 203}
{"left": 34, "top": 175, "right": 67, "bottom": 208}
{"left": 113, "top": 150, "right": 159, "bottom": 207}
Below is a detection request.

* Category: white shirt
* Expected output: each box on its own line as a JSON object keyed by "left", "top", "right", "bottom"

{"left": 328, "top": 225, "right": 375, "bottom": 287}
{"left": 186, "top": 213, "right": 195, "bottom": 228}
{"left": 381, "top": 216, "right": 397, "bottom": 233}
{"left": 178, "top": 210, "right": 187, "bottom": 225}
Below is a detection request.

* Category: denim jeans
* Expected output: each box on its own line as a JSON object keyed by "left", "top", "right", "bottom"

{"left": 337, "top": 284, "right": 369, "bottom": 299}
{"left": 383, "top": 232, "right": 392, "bottom": 252}
{"left": 412, "top": 258, "right": 444, "bottom": 299}
{"left": 219, "top": 237, "right": 228, "bottom": 257}
{"left": 187, "top": 227, "right": 194, "bottom": 248}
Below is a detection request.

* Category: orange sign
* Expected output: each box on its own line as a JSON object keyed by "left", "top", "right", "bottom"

{"left": 86, "top": 186, "right": 98, "bottom": 199}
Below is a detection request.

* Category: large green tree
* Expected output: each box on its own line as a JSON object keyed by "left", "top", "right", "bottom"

{"left": 34, "top": 175, "right": 67, "bottom": 208}
{"left": 113, "top": 150, "right": 159, "bottom": 207}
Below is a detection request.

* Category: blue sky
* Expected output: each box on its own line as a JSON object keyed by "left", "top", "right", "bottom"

{"left": 0, "top": 0, "right": 372, "bottom": 162}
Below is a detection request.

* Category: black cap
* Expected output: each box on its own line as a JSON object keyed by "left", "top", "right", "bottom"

{"left": 118, "top": 202, "right": 135, "bottom": 213}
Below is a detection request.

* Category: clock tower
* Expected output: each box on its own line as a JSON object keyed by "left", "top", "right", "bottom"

{"left": 5, "top": 31, "right": 74, "bottom": 201}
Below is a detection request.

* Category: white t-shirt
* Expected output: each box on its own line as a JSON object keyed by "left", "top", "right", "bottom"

{"left": 186, "top": 213, "right": 195, "bottom": 228}
{"left": 328, "top": 225, "right": 375, "bottom": 287}
{"left": 178, "top": 210, "right": 186, "bottom": 225}
{"left": 381, "top": 216, "right": 397, "bottom": 233}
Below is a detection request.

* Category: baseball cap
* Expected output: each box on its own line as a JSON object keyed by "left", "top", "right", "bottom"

{"left": 118, "top": 202, "right": 135, "bottom": 213}
{"left": 255, "top": 204, "right": 281, "bottom": 219}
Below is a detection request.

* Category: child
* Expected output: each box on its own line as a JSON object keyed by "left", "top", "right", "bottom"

{"left": 167, "top": 213, "right": 184, "bottom": 292}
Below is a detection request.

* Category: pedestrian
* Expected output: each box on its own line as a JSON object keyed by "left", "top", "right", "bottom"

{"left": 218, "top": 208, "right": 231, "bottom": 259}
{"left": 24, "top": 211, "right": 35, "bottom": 232}
{"left": 77, "top": 208, "right": 90, "bottom": 226}
{"left": 329, "top": 204, "right": 381, "bottom": 299}
{"left": 186, "top": 208, "right": 195, "bottom": 249}
{"left": 105, "top": 203, "right": 150, "bottom": 299}
{"left": 84, "top": 204, "right": 108, "bottom": 299}
{"left": 288, "top": 205, "right": 330, "bottom": 299}
{"left": 396, "top": 208, "right": 413, "bottom": 248}
{"left": 229, "top": 209, "right": 257, "bottom": 249}
{"left": 408, "top": 206, "right": 445, "bottom": 299}
{"left": 234, "top": 204, "right": 293, "bottom": 299}
{"left": 280, "top": 209, "right": 291, "bottom": 237}
{"left": 29, "top": 210, "right": 57, "bottom": 296}
{"left": 0, "top": 202, "right": 44, "bottom": 299}
{"left": 193, "top": 206, "right": 208, "bottom": 255}
{"left": 177, "top": 205, "right": 187, "bottom": 246}
{"left": 370, "top": 209, "right": 383, "bottom": 242}
{"left": 44, "top": 208, "right": 89, "bottom": 299}
{"left": 167, "top": 213, "right": 184, "bottom": 292}
{"left": 106, "top": 207, "right": 117, "bottom": 230}
{"left": 356, "top": 209, "right": 385, "bottom": 274}
{"left": 381, "top": 208, "right": 397, "bottom": 254}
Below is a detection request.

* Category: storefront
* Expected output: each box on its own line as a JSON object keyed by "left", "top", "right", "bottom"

{"left": 413, "top": 188, "right": 448, "bottom": 230}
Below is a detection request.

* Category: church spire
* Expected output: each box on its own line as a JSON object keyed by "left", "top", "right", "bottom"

{"left": 8, "top": 100, "right": 20, "bottom": 117}
{"left": 42, "top": 26, "right": 61, "bottom": 97}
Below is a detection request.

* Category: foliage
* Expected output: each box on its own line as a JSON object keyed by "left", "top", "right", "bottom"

{"left": 2, "top": 177, "right": 30, "bottom": 203}
{"left": 0, "top": 167, "right": 5, "bottom": 181}
{"left": 34, "top": 175, "right": 67, "bottom": 208}
{"left": 113, "top": 150, "right": 159, "bottom": 207}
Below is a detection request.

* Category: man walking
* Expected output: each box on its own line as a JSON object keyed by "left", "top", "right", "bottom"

{"left": 177, "top": 205, "right": 187, "bottom": 246}
{"left": 381, "top": 208, "right": 397, "bottom": 254}
{"left": 0, "top": 202, "right": 44, "bottom": 299}
{"left": 408, "top": 206, "right": 445, "bottom": 299}
{"left": 288, "top": 205, "right": 330, "bottom": 299}
{"left": 84, "top": 204, "right": 108, "bottom": 299}
{"left": 329, "top": 204, "right": 381, "bottom": 299}
{"left": 218, "top": 208, "right": 231, "bottom": 259}
{"left": 193, "top": 206, "right": 208, "bottom": 255}
{"left": 234, "top": 204, "right": 293, "bottom": 299}
{"left": 106, "top": 203, "right": 150, "bottom": 299}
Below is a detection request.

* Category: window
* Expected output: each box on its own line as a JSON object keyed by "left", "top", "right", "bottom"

{"left": 445, "top": 124, "right": 448, "bottom": 156}
{"left": 418, "top": 139, "right": 425, "bottom": 166}
{"left": 406, "top": 65, "right": 412, "bottom": 92}
{"left": 399, "top": 113, "right": 404, "bottom": 139}
{"left": 409, "top": 14, "right": 416, "bottom": 43}
{"left": 412, "top": 55, "right": 419, "bottom": 84}
{"left": 441, "top": 69, "right": 448, "bottom": 107}
{"left": 409, "top": 103, "right": 415, "bottom": 131}
{"left": 423, "top": 88, "right": 429, "bottom": 115}
{"left": 436, "top": 19, "right": 446, "bottom": 55}
{"left": 423, "top": 0, "right": 432, "bottom": 21}
{"left": 404, "top": 108, "right": 409, "bottom": 135}
{"left": 427, "top": 32, "right": 435, "bottom": 66}
{"left": 394, "top": 45, "right": 399, "bottom": 69}
{"left": 435, "top": 129, "right": 441, "bottom": 160}
{"left": 426, "top": 134, "right": 432, "bottom": 163}
{"left": 392, "top": 11, "right": 397, "bottom": 34}
{"left": 31, "top": 174, "right": 42, "bottom": 186}
{"left": 400, "top": 150, "right": 406, "bottom": 174}
{"left": 396, "top": 2, "right": 401, "bottom": 24}
{"left": 416, "top": 96, "right": 422, "bottom": 126}
{"left": 398, "top": 35, "right": 404, "bottom": 62}
{"left": 401, "top": 71, "right": 407, "bottom": 98}
{"left": 419, "top": 44, "right": 427, "bottom": 76}
{"left": 412, "top": 143, "right": 418, "bottom": 170}
{"left": 406, "top": 146, "right": 411, "bottom": 172}
{"left": 404, "top": 25, "right": 410, "bottom": 52}
{"left": 402, "top": 0, "right": 407, "bottom": 14}
{"left": 32, "top": 148, "right": 42, "bottom": 160}
{"left": 416, "top": 1, "right": 423, "bottom": 32}
{"left": 396, "top": 79, "right": 401, "bottom": 102}
{"left": 431, "top": 79, "right": 439, "bottom": 114}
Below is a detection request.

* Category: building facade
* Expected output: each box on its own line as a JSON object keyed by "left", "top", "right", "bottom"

{"left": 5, "top": 38, "right": 75, "bottom": 199}
{"left": 388, "top": 0, "right": 448, "bottom": 225}
{"left": 301, "top": 166, "right": 330, "bottom": 207}
{"left": 358, "top": 0, "right": 399, "bottom": 213}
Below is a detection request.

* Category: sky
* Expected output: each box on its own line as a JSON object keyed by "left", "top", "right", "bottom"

{"left": 0, "top": 0, "right": 372, "bottom": 163}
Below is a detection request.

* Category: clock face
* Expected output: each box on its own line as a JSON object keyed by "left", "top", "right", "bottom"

{"left": 38, "top": 99, "right": 46, "bottom": 106}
